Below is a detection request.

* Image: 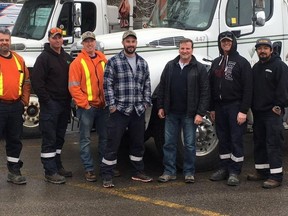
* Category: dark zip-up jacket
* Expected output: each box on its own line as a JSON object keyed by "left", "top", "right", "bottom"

{"left": 157, "top": 55, "right": 210, "bottom": 117}
{"left": 32, "top": 43, "right": 73, "bottom": 103}
{"left": 209, "top": 33, "right": 252, "bottom": 114}
{"left": 252, "top": 53, "right": 288, "bottom": 112}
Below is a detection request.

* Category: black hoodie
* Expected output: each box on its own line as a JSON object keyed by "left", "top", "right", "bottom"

{"left": 252, "top": 53, "right": 288, "bottom": 112}
{"left": 209, "top": 32, "right": 253, "bottom": 114}
{"left": 32, "top": 43, "right": 73, "bottom": 103}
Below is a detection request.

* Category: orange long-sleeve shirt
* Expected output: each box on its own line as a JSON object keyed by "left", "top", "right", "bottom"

{"left": 0, "top": 51, "right": 31, "bottom": 105}
{"left": 69, "top": 49, "right": 107, "bottom": 109}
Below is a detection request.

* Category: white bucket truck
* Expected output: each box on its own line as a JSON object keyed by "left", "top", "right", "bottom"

{"left": 70, "top": 0, "right": 287, "bottom": 170}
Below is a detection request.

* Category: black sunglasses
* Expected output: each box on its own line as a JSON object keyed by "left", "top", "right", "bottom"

{"left": 219, "top": 32, "right": 233, "bottom": 39}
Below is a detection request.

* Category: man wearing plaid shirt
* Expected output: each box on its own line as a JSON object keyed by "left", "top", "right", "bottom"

{"left": 101, "top": 30, "right": 152, "bottom": 188}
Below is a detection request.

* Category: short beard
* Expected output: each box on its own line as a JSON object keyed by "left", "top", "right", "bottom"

{"left": 124, "top": 47, "right": 136, "bottom": 55}
{"left": 259, "top": 56, "right": 270, "bottom": 62}
{"left": 0, "top": 49, "right": 9, "bottom": 56}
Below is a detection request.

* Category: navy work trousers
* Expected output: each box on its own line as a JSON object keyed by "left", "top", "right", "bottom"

{"left": 0, "top": 100, "right": 24, "bottom": 171}
{"left": 253, "top": 111, "right": 284, "bottom": 182}
{"left": 39, "top": 99, "right": 70, "bottom": 175}
{"left": 215, "top": 101, "right": 247, "bottom": 175}
{"left": 101, "top": 110, "right": 145, "bottom": 179}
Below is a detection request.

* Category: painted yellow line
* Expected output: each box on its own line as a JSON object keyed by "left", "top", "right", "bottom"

{"left": 67, "top": 182, "right": 227, "bottom": 216}
{"left": 116, "top": 181, "right": 184, "bottom": 192}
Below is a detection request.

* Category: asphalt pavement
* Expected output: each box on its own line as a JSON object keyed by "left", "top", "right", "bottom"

{"left": 0, "top": 125, "right": 288, "bottom": 216}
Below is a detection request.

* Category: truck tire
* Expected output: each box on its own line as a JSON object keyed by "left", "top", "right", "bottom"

{"left": 176, "top": 114, "right": 219, "bottom": 171}
{"left": 22, "top": 94, "right": 41, "bottom": 138}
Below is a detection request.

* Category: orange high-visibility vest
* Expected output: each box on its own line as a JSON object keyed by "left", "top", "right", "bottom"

{"left": 80, "top": 58, "right": 106, "bottom": 101}
{"left": 0, "top": 54, "right": 23, "bottom": 96}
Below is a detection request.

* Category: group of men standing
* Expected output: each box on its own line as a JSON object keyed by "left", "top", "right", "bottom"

{"left": 0, "top": 27, "right": 152, "bottom": 188}
{"left": 157, "top": 31, "right": 288, "bottom": 189}
{"left": 0, "top": 26, "right": 286, "bottom": 190}
{"left": 208, "top": 33, "right": 287, "bottom": 189}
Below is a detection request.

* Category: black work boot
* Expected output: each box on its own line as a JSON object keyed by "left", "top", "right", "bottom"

{"left": 7, "top": 161, "right": 27, "bottom": 185}
{"left": 210, "top": 169, "right": 229, "bottom": 181}
{"left": 56, "top": 154, "right": 72, "bottom": 177}
{"left": 247, "top": 172, "right": 267, "bottom": 181}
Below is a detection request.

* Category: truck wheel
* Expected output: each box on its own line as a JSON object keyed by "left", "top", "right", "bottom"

{"left": 152, "top": 112, "right": 219, "bottom": 172}
{"left": 177, "top": 114, "right": 219, "bottom": 171}
{"left": 22, "top": 94, "right": 41, "bottom": 138}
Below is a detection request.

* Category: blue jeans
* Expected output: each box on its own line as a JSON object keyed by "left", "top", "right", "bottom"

{"left": 77, "top": 107, "right": 108, "bottom": 171}
{"left": 163, "top": 113, "right": 197, "bottom": 176}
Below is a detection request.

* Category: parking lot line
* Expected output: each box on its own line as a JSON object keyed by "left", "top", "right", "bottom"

{"left": 67, "top": 182, "right": 227, "bottom": 216}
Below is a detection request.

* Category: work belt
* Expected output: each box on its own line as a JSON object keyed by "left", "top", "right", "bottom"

{"left": 0, "top": 98, "right": 21, "bottom": 104}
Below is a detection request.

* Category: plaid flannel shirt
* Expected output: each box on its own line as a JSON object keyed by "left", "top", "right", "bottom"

{"left": 104, "top": 50, "right": 151, "bottom": 116}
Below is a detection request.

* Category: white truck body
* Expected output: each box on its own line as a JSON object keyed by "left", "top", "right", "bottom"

{"left": 91, "top": 0, "right": 288, "bottom": 91}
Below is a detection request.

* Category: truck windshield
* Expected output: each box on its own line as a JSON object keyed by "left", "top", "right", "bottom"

{"left": 12, "top": 0, "right": 54, "bottom": 40}
{"left": 148, "top": 0, "right": 218, "bottom": 30}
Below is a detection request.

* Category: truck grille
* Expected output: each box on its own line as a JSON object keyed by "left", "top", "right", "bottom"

{"left": 70, "top": 50, "right": 81, "bottom": 59}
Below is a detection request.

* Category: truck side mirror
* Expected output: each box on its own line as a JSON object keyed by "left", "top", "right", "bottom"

{"left": 74, "top": 27, "right": 81, "bottom": 38}
{"left": 255, "top": 11, "right": 265, "bottom": 26}
{"left": 273, "top": 41, "right": 282, "bottom": 56}
{"left": 73, "top": 3, "right": 82, "bottom": 27}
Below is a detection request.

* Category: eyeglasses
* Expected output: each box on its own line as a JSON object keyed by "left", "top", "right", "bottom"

{"left": 49, "top": 27, "right": 62, "bottom": 36}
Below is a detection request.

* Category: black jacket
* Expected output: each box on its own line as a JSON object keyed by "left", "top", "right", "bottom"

{"left": 32, "top": 43, "right": 73, "bottom": 103}
{"left": 209, "top": 32, "right": 252, "bottom": 114}
{"left": 157, "top": 55, "right": 210, "bottom": 117}
{"left": 252, "top": 53, "right": 288, "bottom": 112}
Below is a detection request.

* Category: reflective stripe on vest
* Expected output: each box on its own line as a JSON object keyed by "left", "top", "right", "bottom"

{"left": 13, "top": 54, "right": 24, "bottom": 95}
{"left": 80, "top": 58, "right": 106, "bottom": 101}
{"left": 0, "top": 54, "right": 23, "bottom": 96}
{"left": 0, "top": 72, "right": 3, "bottom": 95}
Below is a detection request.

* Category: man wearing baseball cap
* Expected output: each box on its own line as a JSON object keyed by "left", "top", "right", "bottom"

{"left": 69, "top": 31, "right": 110, "bottom": 182}
{"left": 31, "top": 27, "right": 73, "bottom": 184}
{"left": 209, "top": 31, "right": 252, "bottom": 186}
{"left": 101, "top": 30, "right": 153, "bottom": 188}
{"left": 255, "top": 38, "right": 272, "bottom": 49}
{"left": 122, "top": 30, "right": 137, "bottom": 40}
{"left": 247, "top": 37, "right": 288, "bottom": 189}
{"left": 48, "top": 27, "right": 63, "bottom": 38}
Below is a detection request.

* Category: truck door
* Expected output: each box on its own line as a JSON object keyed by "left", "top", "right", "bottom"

{"left": 57, "top": 2, "right": 73, "bottom": 44}
{"left": 219, "top": 0, "right": 255, "bottom": 36}
{"left": 219, "top": 0, "right": 274, "bottom": 65}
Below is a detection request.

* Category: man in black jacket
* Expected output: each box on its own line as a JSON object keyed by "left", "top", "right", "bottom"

{"left": 247, "top": 38, "right": 288, "bottom": 189}
{"left": 209, "top": 31, "right": 252, "bottom": 186}
{"left": 157, "top": 38, "right": 210, "bottom": 183}
{"left": 31, "top": 27, "right": 73, "bottom": 184}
